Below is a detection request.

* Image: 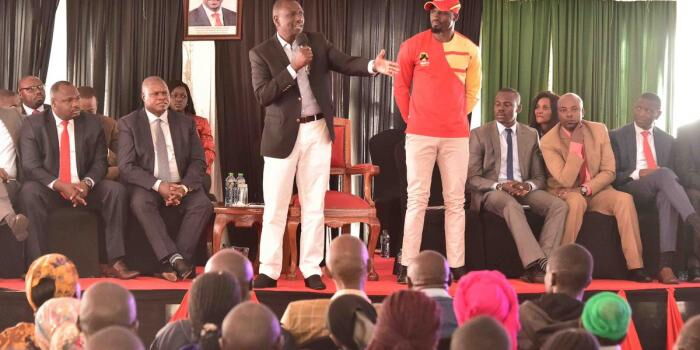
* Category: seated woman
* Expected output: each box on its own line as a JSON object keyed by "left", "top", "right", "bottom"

{"left": 0, "top": 254, "right": 80, "bottom": 349}
{"left": 529, "top": 91, "right": 560, "bottom": 137}
{"left": 168, "top": 80, "right": 217, "bottom": 194}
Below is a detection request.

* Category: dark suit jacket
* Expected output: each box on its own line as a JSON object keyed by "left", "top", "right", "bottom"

{"left": 249, "top": 32, "right": 373, "bottom": 158}
{"left": 117, "top": 108, "right": 206, "bottom": 192}
{"left": 19, "top": 108, "right": 107, "bottom": 186}
{"left": 610, "top": 123, "right": 674, "bottom": 188}
{"left": 0, "top": 108, "right": 23, "bottom": 179}
{"left": 676, "top": 120, "right": 700, "bottom": 190}
{"left": 468, "top": 121, "right": 547, "bottom": 212}
{"left": 188, "top": 5, "right": 237, "bottom": 26}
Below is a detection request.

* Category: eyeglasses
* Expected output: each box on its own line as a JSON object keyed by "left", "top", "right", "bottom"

{"left": 19, "top": 85, "right": 44, "bottom": 93}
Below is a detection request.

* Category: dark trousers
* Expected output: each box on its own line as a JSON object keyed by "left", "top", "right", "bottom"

{"left": 19, "top": 180, "right": 127, "bottom": 262}
{"left": 621, "top": 168, "right": 696, "bottom": 253}
{"left": 688, "top": 189, "right": 700, "bottom": 267}
{"left": 127, "top": 185, "right": 213, "bottom": 261}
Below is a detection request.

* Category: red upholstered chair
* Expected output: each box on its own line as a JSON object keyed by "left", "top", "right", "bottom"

{"left": 286, "top": 117, "right": 382, "bottom": 280}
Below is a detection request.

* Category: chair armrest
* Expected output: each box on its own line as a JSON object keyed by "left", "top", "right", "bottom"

{"left": 346, "top": 164, "right": 380, "bottom": 206}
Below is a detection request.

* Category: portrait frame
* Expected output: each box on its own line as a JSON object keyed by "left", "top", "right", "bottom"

{"left": 183, "top": 0, "right": 243, "bottom": 41}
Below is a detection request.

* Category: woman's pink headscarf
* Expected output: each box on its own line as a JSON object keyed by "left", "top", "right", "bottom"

{"left": 453, "top": 270, "right": 520, "bottom": 350}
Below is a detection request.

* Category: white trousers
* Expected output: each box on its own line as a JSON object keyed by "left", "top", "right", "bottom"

{"left": 401, "top": 134, "right": 469, "bottom": 268}
{"left": 259, "top": 120, "right": 331, "bottom": 279}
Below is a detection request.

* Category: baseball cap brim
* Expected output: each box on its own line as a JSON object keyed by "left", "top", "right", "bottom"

{"left": 424, "top": 1, "right": 461, "bottom": 13}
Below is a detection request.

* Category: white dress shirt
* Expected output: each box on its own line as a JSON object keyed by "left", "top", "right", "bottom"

{"left": 492, "top": 122, "right": 537, "bottom": 191}
{"left": 202, "top": 5, "right": 225, "bottom": 26}
{"left": 630, "top": 122, "right": 658, "bottom": 180}
{"left": 0, "top": 121, "right": 17, "bottom": 179}
{"left": 48, "top": 113, "right": 81, "bottom": 189}
{"left": 146, "top": 109, "right": 181, "bottom": 191}
{"left": 22, "top": 104, "right": 44, "bottom": 116}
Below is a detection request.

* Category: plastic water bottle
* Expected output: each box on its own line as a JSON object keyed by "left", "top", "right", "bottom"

{"left": 236, "top": 173, "right": 248, "bottom": 205}
{"left": 224, "top": 173, "right": 236, "bottom": 207}
{"left": 380, "top": 229, "right": 391, "bottom": 258}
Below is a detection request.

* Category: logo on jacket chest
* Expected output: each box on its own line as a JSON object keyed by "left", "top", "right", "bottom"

{"left": 418, "top": 52, "right": 430, "bottom": 67}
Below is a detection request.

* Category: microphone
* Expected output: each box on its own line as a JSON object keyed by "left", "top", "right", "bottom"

{"left": 296, "top": 32, "right": 311, "bottom": 75}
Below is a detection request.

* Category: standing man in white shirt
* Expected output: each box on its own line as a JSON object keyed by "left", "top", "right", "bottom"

{"left": 17, "top": 76, "right": 49, "bottom": 116}
{"left": 0, "top": 107, "right": 28, "bottom": 241}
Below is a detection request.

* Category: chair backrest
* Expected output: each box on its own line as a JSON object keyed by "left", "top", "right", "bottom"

{"left": 369, "top": 129, "right": 405, "bottom": 201}
{"left": 331, "top": 117, "right": 352, "bottom": 170}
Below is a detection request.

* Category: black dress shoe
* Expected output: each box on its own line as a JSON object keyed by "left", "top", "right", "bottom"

{"left": 688, "top": 268, "right": 700, "bottom": 283}
{"left": 304, "top": 275, "right": 326, "bottom": 290}
{"left": 397, "top": 265, "right": 408, "bottom": 284}
{"left": 253, "top": 274, "right": 278, "bottom": 289}
{"left": 172, "top": 259, "right": 195, "bottom": 280}
{"left": 629, "top": 268, "right": 652, "bottom": 283}
{"left": 451, "top": 266, "right": 468, "bottom": 282}
{"left": 520, "top": 265, "right": 545, "bottom": 284}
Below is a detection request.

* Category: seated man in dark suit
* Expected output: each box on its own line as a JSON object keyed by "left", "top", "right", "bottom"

{"left": 469, "top": 89, "right": 568, "bottom": 283}
{"left": 78, "top": 86, "right": 119, "bottom": 180}
{"left": 407, "top": 250, "right": 458, "bottom": 341}
{"left": 18, "top": 81, "right": 137, "bottom": 278}
{"left": 17, "top": 76, "right": 50, "bottom": 116}
{"left": 675, "top": 118, "right": 700, "bottom": 282}
{"left": 188, "top": 0, "right": 237, "bottom": 27}
{"left": 610, "top": 92, "right": 700, "bottom": 284}
{"left": 118, "top": 76, "right": 213, "bottom": 282}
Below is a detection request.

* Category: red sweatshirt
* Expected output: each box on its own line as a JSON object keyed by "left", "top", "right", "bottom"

{"left": 394, "top": 30, "right": 481, "bottom": 138}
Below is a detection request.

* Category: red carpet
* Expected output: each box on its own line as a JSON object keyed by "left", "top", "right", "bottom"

{"left": 2, "top": 257, "right": 700, "bottom": 295}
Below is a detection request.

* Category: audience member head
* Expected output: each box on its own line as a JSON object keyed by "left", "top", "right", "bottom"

{"left": 189, "top": 271, "right": 242, "bottom": 350}
{"left": 272, "top": 0, "right": 304, "bottom": 42}
{"left": 633, "top": 92, "right": 662, "bottom": 131}
{"left": 50, "top": 323, "right": 83, "bottom": 350}
{"left": 17, "top": 75, "right": 45, "bottom": 109}
{"left": 141, "top": 76, "right": 170, "bottom": 116}
{"left": 407, "top": 250, "right": 450, "bottom": 290}
{"left": 545, "top": 244, "right": 593, "bottom": 300}
{"left": 327, "top": 235, "right": 369, "bottom": 291}
{"left": 494, "top": 88, "right": 521, "bottom": 128}
{"left": 367, "top": 290, "right": 440, "bottom": 350}
{"left": 558, "top": 92, "right": 584, "bottom": 132}
{"left": 450, "top": 316, "right": 510, "bottom": 350}
{"left": 0, "top": 88, "right": 20, "bottom": 110}
{"left": 220, "top": 301, "right": 283, "bottom": 350}
{"left": 77, "top": 86, "right": 99, "bottom": 114}
{"left": 453, "top": 270, "right": 520, "bottom": 347}
{"left": 167, "top": 80, "right": 197, "bottom": 115}
{"left": 581, "top": 292, "right": 631, "bottom": 346}
{"left": 79, "top": 282, "right": 138, "bottom": 337}
{"left": 205, "top": 249, "right": 254, "bottom": 300}
{"left": 25, "top": 253, "right": 81, "bottom": 312}
{"left": 34, "top": 297, "right": 80, "bottom": 350}
{"left": 425, "top": 0, "right": 459, "bottom": 34}
{"left": 675, "top": 314, "right": 700, "bottom": 350}
{"left": 542, "top": 328, "right": 600, "bottom": 350}
{"left": 50, "top": 81, "right": 81, "bottom": 120}
{"left": 529, "top": 91, "right": 560, "bottom": 135}
{"left": 86, "top": 326, "right": 144, "bottom": 350}
{"left": 327, "top": 294, "right": 377, "bottom": 350}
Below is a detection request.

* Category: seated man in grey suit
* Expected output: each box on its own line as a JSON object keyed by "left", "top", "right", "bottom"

{"left": 0, "top": 107, "right": 28, "bottom": 241}
{"left": 468, "top": 88, "right": 568, "bottom": 283}
{"left": 676, "top": 118, "right": 700, "bottom": 282}
{"left": 610, "top": 92, "right": 700, "bottom": 284}
{"left": 118, "top": 76, "right": 213, "bottom": 282}
{"left": 188, "top": 0, "right": 237, "bottom": 26}
{"left": 407, "top": 250, "right": 457, "bottom": 341}
{"left": 18, "top": 81, "right": 137, "bottom": 279}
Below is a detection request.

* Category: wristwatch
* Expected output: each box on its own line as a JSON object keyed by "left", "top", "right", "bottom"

{"left": 579, "top": 186, "right": 588, "bottom": 196}
{"left": 81, "top": 178, "right": 94, "bottom": 189}
{"left": 496, "top": 183, "right": 503, "bottom": 191}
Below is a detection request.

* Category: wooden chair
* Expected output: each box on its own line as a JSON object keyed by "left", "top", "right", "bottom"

{"left": 286, "top": 117, "right": 382, "bottom": 280}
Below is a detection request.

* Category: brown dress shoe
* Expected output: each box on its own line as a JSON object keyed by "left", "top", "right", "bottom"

{"left": 658, "top": 267, "right": 679, "bottom": 284}
{"left": 101, "top": 260, "right": 140, "bottom": 280}
{"left": 5, "top": 213, "right": 28, "bottom": 241}
{"left": 155, "top": 265, "right": 178, "bottom": 282}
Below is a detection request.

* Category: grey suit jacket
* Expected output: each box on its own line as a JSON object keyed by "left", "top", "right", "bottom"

{"left": 468, "top": 121, "right": 546, "bottom": 212}
{"left": 188, "top": 5, "right": 237, "bottom": 26}
{"left": 117, "top": 108, "right": 206, "bottom": 192}
{"left": 249, "top": 32, "right": 373, "bottom": 158}
{"left": 675, "top": 120, "right": 700, "bottom": 190}
{"left": 19, "top": 109, "right": 107, "bottom": 186}
{"left": 610, "top": 123, "right": 674, "bottom": 188}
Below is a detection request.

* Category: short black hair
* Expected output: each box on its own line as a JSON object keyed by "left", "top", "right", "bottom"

{"left": 50, "top": 81, "right": 74, "bottom": 96}
{"left": 548, "top": 244, "right": 593, "bottom": 294}
{"left": 639, "top": 92, "right": 661, "bottom": 107}
{"left": 497, "top": 87, "right": 521, "bottom": 103}
{"left": 78, "top": 86, "right": 97, "bottom": 99}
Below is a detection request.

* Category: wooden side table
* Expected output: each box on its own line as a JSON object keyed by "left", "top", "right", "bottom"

{"left": 212, "top": 204, "right": 290, "bottom": 276}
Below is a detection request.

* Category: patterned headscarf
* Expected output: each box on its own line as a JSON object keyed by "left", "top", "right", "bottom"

{"left": 34, "top": 297, "right": 80, "bottom": 350}
{"left": 50, "top": 324, "right": 84, "bottom": 350}
{"left": 25, "top": 254, "right": 81, "bottom": 312}
{"left": 453, "top": 270, "right": 520, "bottom": 350}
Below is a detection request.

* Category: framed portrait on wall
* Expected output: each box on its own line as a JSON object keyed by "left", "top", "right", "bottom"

{"left": 184, "top": 0, "right": 242, "bottom": 40}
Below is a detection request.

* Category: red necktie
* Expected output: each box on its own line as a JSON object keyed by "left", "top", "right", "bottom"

{"left": 641, "top": 131, "right": 657, "bottom": 169}
{"left": 59, "top": 120, "right": 71, "bottom": 183}
{"left": 212, "top": 13, "right": 223, "bottom": 26}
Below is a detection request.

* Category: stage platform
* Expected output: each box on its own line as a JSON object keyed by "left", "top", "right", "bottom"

{"left": 2, "top": 257, "right": 700, "bottom": 349}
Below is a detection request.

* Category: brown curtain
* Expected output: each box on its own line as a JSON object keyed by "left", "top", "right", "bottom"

{"left": 0, "top": 0, "right": 60, "bottom": 90}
